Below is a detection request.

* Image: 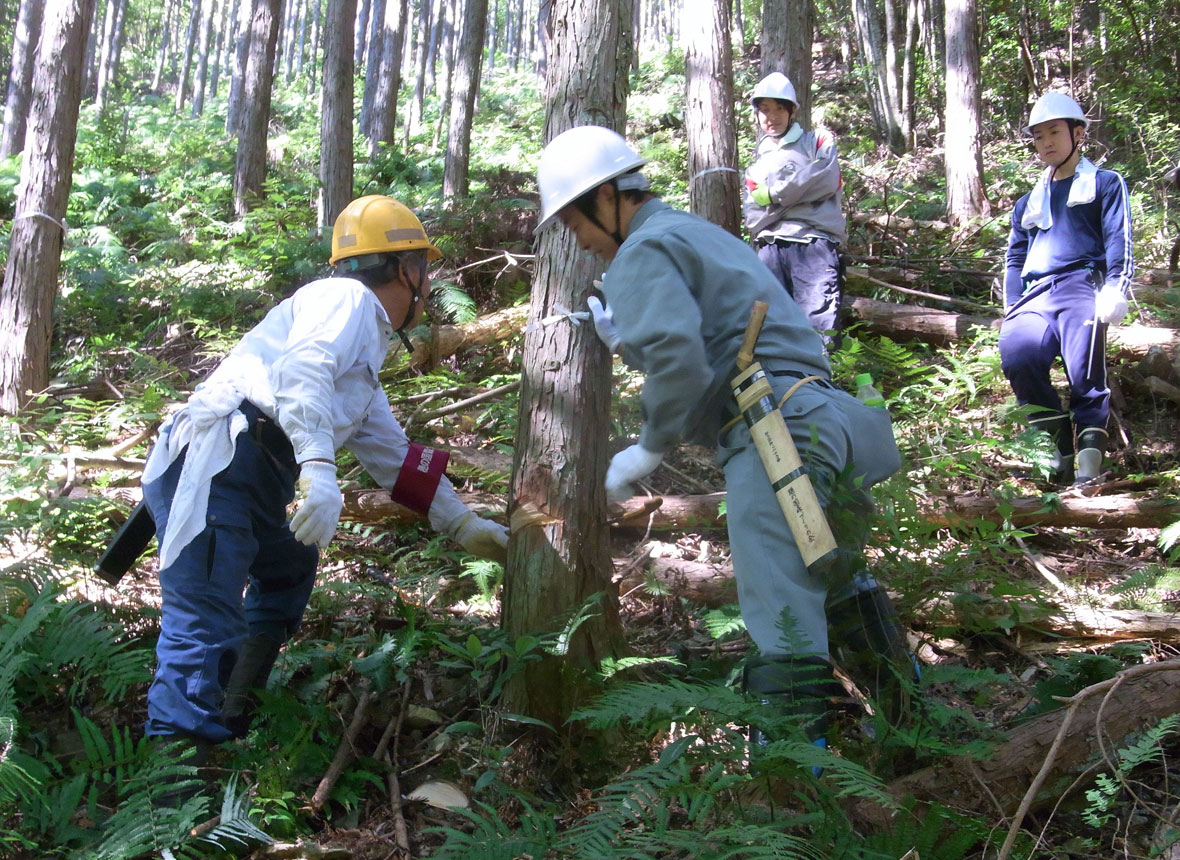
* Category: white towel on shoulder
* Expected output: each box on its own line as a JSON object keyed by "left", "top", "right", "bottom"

{"left": 1020, "top": 156, "right": 1098, "bottom": 231}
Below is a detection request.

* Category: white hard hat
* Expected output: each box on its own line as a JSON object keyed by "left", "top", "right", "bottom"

{"left": 750, "top": 72, "right": 797, "bottom": 108}
{"left": 535, "top": 126, "right": 648, "bottom": 233}
{"left": 1023, "top": 92, "right": 1090, "bottom": 136}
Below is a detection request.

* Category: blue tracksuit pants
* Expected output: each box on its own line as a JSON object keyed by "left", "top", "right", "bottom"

{"left": 998, "top": 268, "right": 1109, "bottom": 430}
{"left": 756, "top": 238, "right": 843, "bottom": 343}
{"left": 142, "top": 403, "right": 318, "bottom": 742}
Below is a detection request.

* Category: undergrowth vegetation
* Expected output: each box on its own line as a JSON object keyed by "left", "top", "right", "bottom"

{"left": 2, "top": 41, "right": 1180, "bottom": 860}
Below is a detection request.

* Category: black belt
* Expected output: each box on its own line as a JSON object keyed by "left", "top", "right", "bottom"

{"left": 757, "top": 236, "right": 823, "bottom": 249}
{"left": 240, "top": 400, "right": 297, "bottom": 472}
{"left": 768, "top": 369, "right": 837, "bottom": 390}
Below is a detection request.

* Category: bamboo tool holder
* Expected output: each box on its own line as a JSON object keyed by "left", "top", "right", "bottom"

{"left": 731, "top": 301, "right": 838, "bottom": 575}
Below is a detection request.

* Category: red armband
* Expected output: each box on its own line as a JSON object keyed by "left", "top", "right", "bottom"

{"left": 389, "top": 444, "right": 450, "bottom": 515}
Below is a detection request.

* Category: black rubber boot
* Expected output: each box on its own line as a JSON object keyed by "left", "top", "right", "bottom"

{"left": 154, "top": 734, "right": 213, "bottom": 808}
{"left": 1031, "top": 412, "right": 1075, "bottom": 485}
{"left": 222, "top": 633, "right": 283, "bottom": 738}
{"left": 1074, "top": 426, "right": 1108, "bottom": 484}
{"left": 827, "top": 572, "right": 917, "bottom": 723}
{"left": 742, "top": 655, "right": 835, "bottom": 746}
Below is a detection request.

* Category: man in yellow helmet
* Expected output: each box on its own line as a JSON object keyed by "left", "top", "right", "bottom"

{"left": 139, "top": 195, "right": 508, "bottom": 754}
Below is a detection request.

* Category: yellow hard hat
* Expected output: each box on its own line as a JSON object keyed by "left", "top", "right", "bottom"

{"left": 330, "top": 195, "right": 442, "bottom": 265}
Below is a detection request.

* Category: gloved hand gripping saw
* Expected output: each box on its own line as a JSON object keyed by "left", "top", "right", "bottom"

{"left": 731, "top": 300, "right": 838, "bottom": 578}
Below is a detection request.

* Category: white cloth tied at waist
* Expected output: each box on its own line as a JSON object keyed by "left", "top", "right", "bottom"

{"left": 143, "top": 383, "right": 250, "bottom": 569}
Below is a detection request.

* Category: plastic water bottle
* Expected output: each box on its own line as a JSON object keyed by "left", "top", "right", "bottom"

{"left": 855, "top": 373, "right": 886, "bottom": 408}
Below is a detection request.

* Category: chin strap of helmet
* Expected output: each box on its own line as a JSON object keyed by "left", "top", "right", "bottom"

{"left": 1053, "top": 121, "right": 1083, "bottom": 180}
{"left": 583, "top": 173, "right": 652, "bottom": 249}
{"left": 394, "top": 256, "right": 430, "bottom": 352}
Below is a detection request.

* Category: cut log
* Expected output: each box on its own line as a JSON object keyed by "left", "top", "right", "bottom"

{"left": 406, "top": 305, "right": 529, "bottom": 369}
{"left": 929, "top": 490, "right": 1180, "bottom": 530}
{"left": 847, "top": 661, "right": 1180, "bottom": 828}
{"left": 844, "top": 296, "right": 1180, "bottom": 359}
{"left": 341, "top": 488, "right": 1179, "bottom": 533}
{"left": 617, "top": 557, "right": 739, "bottom": 607}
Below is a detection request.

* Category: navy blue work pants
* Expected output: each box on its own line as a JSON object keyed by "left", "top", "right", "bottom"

{"left": 142, "top": 405, "right": 318, "bottom": 742}
{"left": 757, "top": 238, "right": 843, "bottom": 343}
{"left": 999, "top": 269, "right": 1109, "bottom": 431}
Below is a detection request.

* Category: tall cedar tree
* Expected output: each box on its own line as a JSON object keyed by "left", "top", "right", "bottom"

{"left": 441, "top": 0, "right": 489, "bottom": 203}
{"left": 318, "top": 0, "right": 357, "bottom": 228}
{"left": 501, "top": 0, "right": 632, "bottom": 729}
{"left": 761, "top": 0, "right": 814, "bottom": 128}
{"left": 0, "top": 0, "right": 44, "bottom": 158}
{"left": 944, "top": 0, "right": 991, "bottom": 223}
{"left": 232, "top": 0, "right": 281, "bottom": 215}
{"left": 685, "top": 0, "right": 740, "bottom": 235}
{"left": 0, "top": 0, "right": 98, "bottom": 413}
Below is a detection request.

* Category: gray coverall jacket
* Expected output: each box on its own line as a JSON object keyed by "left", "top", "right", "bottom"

{"left": 602, "top": 200, "right": 897, "bottom": 658}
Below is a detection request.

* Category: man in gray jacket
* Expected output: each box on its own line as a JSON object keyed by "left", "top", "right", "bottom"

{"left": 743, "top": 72, "right": 847, "bottom": 345}
{"left": 536, "top": 126, "right": 909, "bottom": 753}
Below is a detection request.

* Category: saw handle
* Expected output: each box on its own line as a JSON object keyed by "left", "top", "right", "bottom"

{"left": 736, "top": 301, "right": 769, "bottom": 371}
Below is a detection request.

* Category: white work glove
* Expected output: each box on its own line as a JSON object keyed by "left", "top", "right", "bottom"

{"left": 452, "top": 512, "right": 509, "bottom": 564}
{"left": 605, "top": 444, "right": 664, "bottom": 503}
{"left": 290, "top": 460, "right": 343, "bottom": 548}
{"left": 1094, "top": 284, "right": 1128, "bottom": 325}
{"left": 186, "top": 380, "right": 243, "bottom": 431}
{"left": 586, "top": 296, "right": 622, "bottom": 353}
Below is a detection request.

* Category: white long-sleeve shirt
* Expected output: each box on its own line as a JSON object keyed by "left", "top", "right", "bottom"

{"left": 144, "top": 277, "right": 470, "bottom": 566}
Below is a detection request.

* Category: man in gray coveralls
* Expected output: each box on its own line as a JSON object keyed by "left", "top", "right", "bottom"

{"left": 534, "top": 125, "right": 912, "bottom": 750}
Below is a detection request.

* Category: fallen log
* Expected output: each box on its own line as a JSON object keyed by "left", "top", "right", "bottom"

{"left": 405, "top": 305, "right": 529, "bottom": 369}
{"left": 616, "top": 557, "right": 739, "bottom": 607}
{"left": 929, "top": 490, "right": 1180, "bottom": 530}
{"left": 619, "top": 560, "right": 1180, "bottom": 643}
{"left": 341, "top": 487, "right": 1180, "bottom": 533}
{"left": 844, "top": 296, "right": 1180, "bottom": 359}
{"left": 847, "top": 661, "right": 1180, "bottom": 830}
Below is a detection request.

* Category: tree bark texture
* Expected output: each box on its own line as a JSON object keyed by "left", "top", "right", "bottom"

{"left": 175, "top": 0, "right": 202, "bottom": 113}
{"left": 318, "top": 0, "right": 357, "bottom": 229}
{"left": 191, "top": 0, "right": 217, "bottom": 116}
{"left": 367, "top": 0, "right": 408, "bottom": 158}
{"left": 683, "top": 0, "right": 740, "bottom": 236}
{"left": 499, "top": 0, "right": 634, "bottom": 728}
{"left": 151, "top": 0, "right": 177, "bottom": 91}
{"left": 232, "top": 0, "right": 281, "bottom": 215}
{"left": 95, "top": 0, "right": 127, "bottom": 113}
{"left": 942, "top": 0, "right": 990, "bottom": 224}
{"left": 441, "top": 0, "right": 489, "bottom": 203}
{"left": 359, "top": 0, "right": 387, "bottom": 134}
{"left": 760, "top": 0, "right": 814, "bottom": 128}
{"left": 0, "top": 0, "right": 45, "bottom": 158}
{"left": 225, "top": 0, "right": 253, "bottom": 132}
{"left": 0, "top": 0, "right": 97, "bottom": 413}
{"left": 854, "top": 0, "right": 907, "bottom": 152}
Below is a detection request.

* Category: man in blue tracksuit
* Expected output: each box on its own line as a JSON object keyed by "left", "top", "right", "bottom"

{"left": 141, "top": 196, "right": 508, "bottom": 756}
{"left": 1000, "top": 92, "right": 1134, "bottom": 485}
{"left": 742, "top": 72, "right": 847, "bottom": 346}
{"left": 535, "top": 126, "right": 910, "bottom": 750}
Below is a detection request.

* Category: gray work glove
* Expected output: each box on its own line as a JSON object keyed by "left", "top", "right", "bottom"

{"left": 290, "top": 460, "right": 343, "bottom": 548}
{"left": 605, "top": 444, "right": 663, "bottom": 503}
{"left": 586, "top": 296, "right": 622, "bottom": 353}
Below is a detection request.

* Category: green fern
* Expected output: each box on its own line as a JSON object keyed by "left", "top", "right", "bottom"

{"left": 1083, "top": 714, "right": 1180, "bottom": 828}
{"left": 858, "top": 798, "right": 989, "bottom": 860}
